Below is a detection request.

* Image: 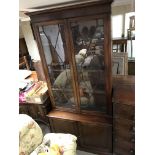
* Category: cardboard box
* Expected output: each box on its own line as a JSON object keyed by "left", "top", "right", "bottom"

{"left": 26, "top": 82, "right": 48, "bottom": 104}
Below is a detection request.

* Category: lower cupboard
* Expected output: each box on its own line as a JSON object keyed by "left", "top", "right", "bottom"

{"left": 48, "top": 116, "right": 112, "bottom": 154}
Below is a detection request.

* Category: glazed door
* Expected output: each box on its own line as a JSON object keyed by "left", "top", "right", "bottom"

{"left": 68, "top": 16, "right": 110, "bottom": 113}
{"left": 36, "top": 21, "right": 77, "bottom": 111}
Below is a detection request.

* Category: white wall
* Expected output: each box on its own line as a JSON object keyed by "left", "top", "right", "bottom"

{"left": 111, "top": 3, "right": 135, "bottom": 58}
{"left": 112, "top": 3, "right": 135, "bottom": 37}
{"left": 20, "top": 20, "right": 40, "bottom": 60}
{"left": 112, "top": 4, "right": 134, "bottom": 15}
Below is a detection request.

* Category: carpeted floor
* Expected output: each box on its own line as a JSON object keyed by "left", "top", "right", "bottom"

{"left": 37, "top": 121, "right": 51, "bottom": 135}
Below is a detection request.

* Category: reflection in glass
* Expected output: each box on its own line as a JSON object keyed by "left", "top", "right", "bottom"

{"left": 39, "top": 24, "right": 75, "bottom": 108}
{"left": 71, "top": 19, "right": 106, "bottom": 112}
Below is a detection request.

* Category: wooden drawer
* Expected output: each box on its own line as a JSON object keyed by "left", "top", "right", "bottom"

{"left": 113, "top": 128, "right": 135, "bottom": 143}
{"left": 114, "top": 148, "right": 135, "bottom": 155}
{"left": 113, "top": 103, "right": 134, "bottom": 120}
{"left": 114, "top": 118, "right": 135, "bottom": 132}
{"left": 113, "top": 137, "right": 135, "bottom": 155}
{"left": 113, "top": 118, "right": 135, "bottom": 154}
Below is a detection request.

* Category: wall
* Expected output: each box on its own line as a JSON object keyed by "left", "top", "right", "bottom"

{"left": 112, "top": 4, "right": 134, "bottom": 15}
{"left": 20, "top": 20, "right": 40, "bottom": 60}
{"left": 111, "top": 3, "right": 135, "bottom": 58}
{"left": 19, "top": 22, "right": 24, "bottom": 38}
{"left": 112, "top": 3, "right": 135, "bottom": 37}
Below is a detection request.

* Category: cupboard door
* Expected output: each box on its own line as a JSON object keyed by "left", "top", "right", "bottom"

{"left": 38, "top": 22, "right": 76, "bottom": 109}
{"left": 49, "top": 118, "right": 78, "bottom": 137}
{"left": 78, "top": 122, "right": 112, "bottom": 152}
{"left": 70, "top": 17, "right": 107, "bottom": 113}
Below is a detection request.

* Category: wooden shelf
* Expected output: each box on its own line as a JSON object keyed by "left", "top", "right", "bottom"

{"left": 47, "top": 110, "right": 112, "bottom": 125}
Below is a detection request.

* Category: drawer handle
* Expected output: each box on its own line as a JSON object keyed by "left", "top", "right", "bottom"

{"left": 130, "top": 126, "right": 135, "bottom": 132}
{"left": 114, "top": 138, "right": 117, "bottom": 142}
{"left": 130, "top": 149, "right": 134, "bottom": 155}
{"left": 131, "top": 138, "right": 135, "bottom": 143}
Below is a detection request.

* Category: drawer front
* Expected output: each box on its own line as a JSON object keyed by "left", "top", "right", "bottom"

{"left": 114, "top": 118, "right": 135, "bottom": 132}
{"left": 114, "top": 148, "right": 135, "bottom": 155}
{"left": 114, "top": 103, "right": 134, "bottom": 120}
{"left": 113, "top": 128, "right": 135, "bottom": 143}
{"left": 113, "top": 137, "right": 135, "bottom": 155}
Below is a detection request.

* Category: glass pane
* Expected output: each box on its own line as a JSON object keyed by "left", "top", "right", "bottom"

{"left": 39, "top": 24, "right": 75, "bottom": 108}
{"left": 71, "top": 19, "right": 106, "bottom": 112}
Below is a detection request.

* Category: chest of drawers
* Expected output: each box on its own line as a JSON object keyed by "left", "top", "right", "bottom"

{"left": 112, "top": 76, "right": 135, "bottom": 155}
{"left": 19, "top": 97, "right": 52, "bottom": 125}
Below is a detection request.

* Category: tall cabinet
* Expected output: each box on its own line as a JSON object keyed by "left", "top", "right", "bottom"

{"left": 27, "top": 0, "right": 113, "bottom": 154}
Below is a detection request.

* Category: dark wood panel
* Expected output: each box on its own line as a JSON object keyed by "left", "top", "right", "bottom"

{"left": 112, "top": 76, "right": 135, "bottom": 105}
{"left": 28, "top": 105, "right": 45, "bottom": 120}
{"left": 48, "top": 110, "right": 112, "bottom": 125}
{"left": 114, "top": 148, "right": 135, "bottom": 155}
{"left": 19, "top": 104, "right": 29, "bottom": 115}
{"left": 113, "top": 76, "right": 135, "bottom": 85}
{"left": 128, "top": 60, "right": 135, "bottom": 75}
{"left": 113, "top": 128, "right": 135, "bottom": 143}
{"left": 113, "top": 137, "right": 135, "bottom": 155}
{"left": 19, "top": 38, "right": 29, "bottom": 57}
{"left": 41, "top": 97, "right": 52, "bottom": 113}
{"left": 27, "top": 0, "right": 112, "bottom": 23}
{"left": 19, "top": 97, "right": 52, "bottom": 123}
{"left": 79, "top": 122, "right": 112, "bottom": 152}
{"left": 114, "top": 118, "right": 134, "bottom": 132}
{"left": 113, "top": 103, "right": 134, "bottom": 120}
{"left": 104, "top": 13, "right": 112, "bottom": 115}
{"left": 49, "top": 118, "right": 78, "bottom": 136}
{"left": 112, "top": 76, "right": 135, "bottom": 155}
{"left": 31, "top": 5, "right": 110, "bottom": 23}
